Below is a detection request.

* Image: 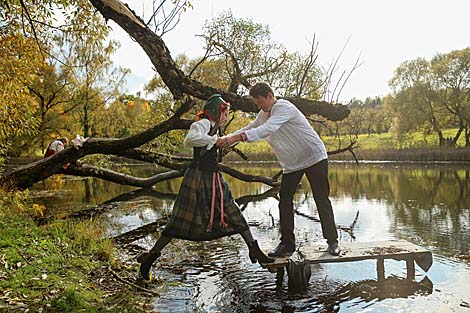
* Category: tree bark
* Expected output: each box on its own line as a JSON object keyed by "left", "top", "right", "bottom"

{"left": 1, "top": 0, "right": 352, "bottom": 190}
{"left": 64, "top": 163, "right": 184, "bottom": 188}
{"left": 1, "top": 99, "right": 193, "bottom": 189}
{"left": 114, "top": 149, "right": 281, "bottom": 187}
{"left": 87, "top": 0, "right": 349, "bottom": 121}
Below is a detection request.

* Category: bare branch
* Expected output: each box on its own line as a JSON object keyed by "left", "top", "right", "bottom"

{"left": 335, "top": 54, "right": 363, "bottom": 103}
{"left": 188, "top": 46, "right": 212, "bottom": 78}
{"left": 297, "top": 35, "right": 319, "bottom": 97}
{"left": 19, "top": 0, "right": 44, "bottom": 59}
{"left": 114, "top": 149, "right": 280, "bottom": 187}
{"left": 327, "top": 140, "right": 359, "bottom": 164}
{"left": 108, "top": 266, "right": 159, "bottom": 295}
{"left": 146, "top": 0, "right": 190, "bottom": 36}
{"left": 64, "top": 163, "right": 184, "bottom": 188}
{"left": 322, "top": 35, "right": 351, "bottom": 102}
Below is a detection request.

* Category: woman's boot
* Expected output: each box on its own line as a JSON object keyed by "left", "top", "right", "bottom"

{"left": 137, "top": 235, "right": 171, "bottom": 281}
{"left": 138, "top": 250, "right": 161, "bottom": 281}
{"left": 248, "top": 240, "right": 275, "bottom": 264}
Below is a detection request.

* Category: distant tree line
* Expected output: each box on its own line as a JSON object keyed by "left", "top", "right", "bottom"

{"left": 310, "top": 47, "right": 469, "bottom": 148}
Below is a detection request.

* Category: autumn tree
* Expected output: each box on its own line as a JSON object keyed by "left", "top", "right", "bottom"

{"left": 1, "top": 0, "right": 350, "bottom": 190}
{"left": 0, "top": 34, "right": 42, "bottom": 161}
{"left": 431, "top": 48, "right": 470, "bottom": 146}
{"left": 56, "top": 13, "right": 129, "bottom": 138}
{"left": 0, "top": 0, "right": 118, "bottom": 157}
{"left": 388, "top": 49, "right": 469, "bottom": 147}
{"left": 197, "top": 10, "right": 287, "bottom": 94}
{"left": 0, "top": 1, "right": 53, "bottom": 161}
{"left": 389, "top": 58, "right": 447, "bottom": 145}
{"left": 24, "top": 62, "right": 74, "bottom": 154}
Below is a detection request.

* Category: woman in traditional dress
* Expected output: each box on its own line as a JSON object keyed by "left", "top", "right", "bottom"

{"left": 137, "top": 94, "right": 274, "bottom": 281}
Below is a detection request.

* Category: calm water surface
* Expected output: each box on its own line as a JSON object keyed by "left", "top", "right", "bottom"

{"left": 30, "top": 162, "right": 470, "bottom": 312}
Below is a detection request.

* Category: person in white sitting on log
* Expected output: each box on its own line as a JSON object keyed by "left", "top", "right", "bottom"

{"left": 44, "top": 137, "right": 70, "bottom": 169}
{"left": 44, "top": 137, "right": 68, "bottom": 158}
{"left": 218, "top": 82, "right": 341, "bottom": 257}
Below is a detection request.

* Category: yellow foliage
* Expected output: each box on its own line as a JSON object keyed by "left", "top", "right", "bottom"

{"left": 0, "top": 34, "right": 42, "bottom": 143}
{"left": 143, "top": 101, "right": 151, "bottom": 112}
{"left": 32, "top": 203, "right": 47, "bottom": 217}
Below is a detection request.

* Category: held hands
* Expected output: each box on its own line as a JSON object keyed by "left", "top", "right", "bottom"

{"left": 217, "top": 134, "right": 241, "bottom": 148}
{"left": 216, "top": 137, "right": 227, "bottom": 147}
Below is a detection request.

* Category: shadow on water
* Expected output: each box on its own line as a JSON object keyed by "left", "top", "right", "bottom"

{"left": 30, "top": 162, "right": 470, "bottom": 312}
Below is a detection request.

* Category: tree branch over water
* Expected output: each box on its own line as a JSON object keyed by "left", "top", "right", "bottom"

{"left": 2, "top": 0, "right": 350, "bottom": 191}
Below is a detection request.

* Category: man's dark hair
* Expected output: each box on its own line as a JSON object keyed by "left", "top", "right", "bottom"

{"left": 249, "top": 82, "right": 274, "bottom": 98}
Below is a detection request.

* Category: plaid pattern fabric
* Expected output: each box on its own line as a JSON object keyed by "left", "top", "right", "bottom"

{"left": 162, "top": 168, "right": 249, "bottom": 241}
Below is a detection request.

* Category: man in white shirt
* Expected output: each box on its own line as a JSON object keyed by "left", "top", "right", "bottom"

{"left": 220, "top": 82, "right": 341, "bottom": 257}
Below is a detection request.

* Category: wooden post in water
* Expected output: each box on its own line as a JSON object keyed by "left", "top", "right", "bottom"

{"left": 377, "top": 257, "right": 385, "bottom": 282}
{"left": 406, "top": 257, "right": 415, "bottom": 281}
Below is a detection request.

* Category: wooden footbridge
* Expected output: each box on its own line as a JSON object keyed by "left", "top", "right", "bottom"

{"left": 260, "top": 240, "right": 433, "bottom": 284}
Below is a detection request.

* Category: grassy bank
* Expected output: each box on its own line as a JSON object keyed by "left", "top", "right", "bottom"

{"left": 322, "top": 128, "right": 468, "bottom": 150}
{"left": 5, "top": 128, "right": 470, "bottom": 164}
{"left": 328, "top": 147, "right": 470, "bottom": 162}
{"left": 0, "top": 189, "right": 153, "bottom": 312}
{"left": 221, "top": 128, "right": 470, "bottom": 162}
{"left": 223, "top": 144, "right": 470, "bottom": 162}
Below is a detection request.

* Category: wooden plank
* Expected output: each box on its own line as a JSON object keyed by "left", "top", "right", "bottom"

{"left": 260, "top": 240, "right": 431, "bottom": 269}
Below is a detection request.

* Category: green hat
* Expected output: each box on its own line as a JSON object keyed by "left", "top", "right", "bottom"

{"left": 203, "top": 94, "right": 227, "bottom": 121}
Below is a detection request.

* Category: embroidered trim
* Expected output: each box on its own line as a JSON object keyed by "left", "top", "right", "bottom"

{"left": 240, "top": 132, "right": 248, "bottom": 142}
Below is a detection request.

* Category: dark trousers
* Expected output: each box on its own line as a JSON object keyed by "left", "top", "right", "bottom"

{"left": 279, "top": 159, "right": 338, "bottom": 248}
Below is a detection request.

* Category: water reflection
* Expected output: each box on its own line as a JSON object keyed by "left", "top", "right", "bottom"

{"left": 30, "top": 162, "right": 470, "bottom": 312}
{"left": 327, "top": 163, "right": 470, "bottom": 257}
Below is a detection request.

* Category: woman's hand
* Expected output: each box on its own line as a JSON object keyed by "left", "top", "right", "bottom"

{"left": 216, "top": 136, "right": 228, "bottom": 147}
{"left": 218, "top": 134, "right": 242, "bottom": 148}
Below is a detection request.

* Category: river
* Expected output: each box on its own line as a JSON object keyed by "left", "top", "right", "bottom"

{"left": 29, "top": 162, "right": 470, "bottom": 312}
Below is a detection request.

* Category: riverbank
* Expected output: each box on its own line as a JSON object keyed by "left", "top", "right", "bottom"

{"left": 3, "top": 146, "right": 470, "bottom": 170}
{"left": 222, "top": 146, "right": 470, "bottom": 162}
{"left": 328, "top": 147, "right": 470, "bottom": 162}
{"left": 0, "top": 189, "right": 154, "bottom": 312}
{"left": 3, "top": 162, "right": 470, "bottom": 311}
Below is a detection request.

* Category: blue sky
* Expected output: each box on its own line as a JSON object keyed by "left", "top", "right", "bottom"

{"left": 110, "top": 0, "right": 470, "bottom": 102}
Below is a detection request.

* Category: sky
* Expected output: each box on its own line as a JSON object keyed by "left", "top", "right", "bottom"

{"left": 109, "top": 0, "right": 470, "bottom": 103}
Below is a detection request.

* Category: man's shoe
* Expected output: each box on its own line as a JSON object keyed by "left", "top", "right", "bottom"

{"left": 327, "top": 241, "right": 341, "bottom": 256}
{"left": 268, "top": 243, "right": 295, "bottom": 257}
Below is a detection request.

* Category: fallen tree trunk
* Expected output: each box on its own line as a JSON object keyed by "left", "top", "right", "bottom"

{"left": 61, "top": 152, "right": 280, "bottom": 188}
{"left": 88, "top": 0, "right": 350, "bottom": 121}
{"left": 0, "top": 100, "right": 193, "bottom": 189}
{"left": 1, "top": 0, "right": 353, "bottom": 190}
{"left": 114, "top": 149, "right": 281, "bottom": 187}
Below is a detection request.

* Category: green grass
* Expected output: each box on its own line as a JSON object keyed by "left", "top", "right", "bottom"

{"left": 221, "top": 128, "right": 470, "bottom": 162}
{"left": 0, "top": 189, "right": 152, "bottom": 312}
{"left": 322, "top": 128, "right": 467, "bottom": 150}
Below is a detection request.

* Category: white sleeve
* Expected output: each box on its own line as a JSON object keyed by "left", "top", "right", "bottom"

{"left": 50, "top": 141, "right": 63, "bottom": 152}
{"left": 244, "top": 104, "right": 294, "bottom": 142}
{"left": 184, "top": 119, "right": 219, "bottom": 150}
{"left": 232, "top": 111, "right": 264, "bottom": 136}
{"left": 56, "top": 142, "right": 65, "bottom": 152}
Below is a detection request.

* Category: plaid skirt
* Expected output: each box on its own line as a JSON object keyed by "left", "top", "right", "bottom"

{"left": 162, "top": 167, "right": 249, "bottom": 241}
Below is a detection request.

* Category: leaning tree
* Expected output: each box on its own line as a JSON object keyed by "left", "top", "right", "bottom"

{"left": 1, "top": 0, "right": 351, "bottom": 190}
